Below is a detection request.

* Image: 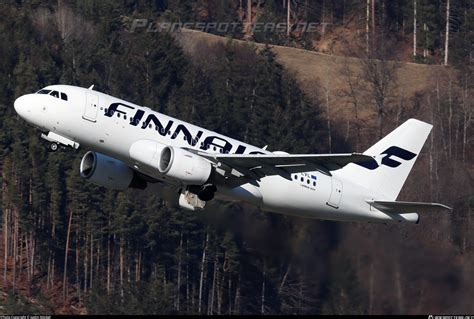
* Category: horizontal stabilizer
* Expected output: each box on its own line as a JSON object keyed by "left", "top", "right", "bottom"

{"left": 366, "top": 200, "right": 452, "bottom": 214}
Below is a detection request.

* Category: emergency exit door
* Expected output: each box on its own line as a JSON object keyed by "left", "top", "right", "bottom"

{"left": 327, "top": 177, "right": 343, "bottom": 208}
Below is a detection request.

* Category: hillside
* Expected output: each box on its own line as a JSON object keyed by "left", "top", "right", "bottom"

{"left": 176, "top": 28, "right": 441, "bottom": 98}
{"left": 175, "top": 28, "right": 452, "bottom": 149}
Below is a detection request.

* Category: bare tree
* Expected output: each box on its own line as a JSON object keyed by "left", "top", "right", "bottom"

{"left": 287, "top": 0, "right": 291, "bottom": 38}
{"left": 261, "top": 260, "right": 265, "bottom": 315}
{"left": 461, "top": 72, "right": 472, "bottom": 162}
{"left": 444, "top": 0, "right": 450, "bottom": 66}
{"left": 366, "top": 0, "right": 370, "bottom": 54}
{"left": 198, "top": 233, "right": 209, "bottom": 314}
{"left": 244, "top": 0, "right": 253, "bottom": 40}
{"left": 360, "top": 37, "right": 400, "bottom": 138}
{"left": 63, "top": 209, "right": 73, "bottom": 303}
{"left": 339, "top": 65, "right": 363, "bottom": 151}
{"left": 413, "top": 0, "right": 417, "bottom": 58}
{"left": 325, "top": 64, "right": 332, "bottom": 152}
{"left": 371, "top": 0, "right": 375, "bottom": 49}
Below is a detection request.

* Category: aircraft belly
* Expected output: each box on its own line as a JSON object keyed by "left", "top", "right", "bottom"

{"left": 257, "top": 175, "right": 333, "bottom": 218}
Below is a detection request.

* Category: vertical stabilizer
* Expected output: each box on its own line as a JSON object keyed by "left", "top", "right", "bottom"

{"left": 338, "top": 119, "right": 432, "bottom": 200}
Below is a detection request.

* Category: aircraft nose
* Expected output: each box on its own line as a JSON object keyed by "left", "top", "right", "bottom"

{"left": 14, "top": 95, "right": 29, "bottom": 118}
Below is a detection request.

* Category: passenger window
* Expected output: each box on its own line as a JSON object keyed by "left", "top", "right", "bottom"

{"left": 60, "top": 93, "right": 68, "bottom": 101}
{"left": 50, "top": 91, "right": 59, "bottom": 98}
{"left": 117, "top": 113, "right": 120, "bottom": 118}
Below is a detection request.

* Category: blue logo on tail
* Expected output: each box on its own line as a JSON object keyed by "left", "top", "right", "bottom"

{"left": 356, "top": 146, "right": 417, "bottom": 170}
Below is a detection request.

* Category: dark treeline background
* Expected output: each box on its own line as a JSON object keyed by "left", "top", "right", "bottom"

{"left": 0, "top": 0, "right": 472, "bottom": 315}
{"left": 164, "top": 0, "right": 473, "bottom": 65}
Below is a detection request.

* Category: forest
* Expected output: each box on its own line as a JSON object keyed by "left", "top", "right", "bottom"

{"left": 0, "top": 0, "right": 472, "bottom": 315}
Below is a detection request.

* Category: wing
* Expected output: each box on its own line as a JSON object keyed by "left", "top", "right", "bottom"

{"left": 196, "top": 151, "right": 375, "bottom": 179}
{"left": 366, "top": 200, "right": 452, "bottom": 214}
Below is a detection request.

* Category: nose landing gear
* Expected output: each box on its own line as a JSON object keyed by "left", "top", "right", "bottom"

{"left": 49, "top": 142, "right": 59, "bottom": 152}
{"left": 41, "top": 131, "right": 80, "bottom": 152}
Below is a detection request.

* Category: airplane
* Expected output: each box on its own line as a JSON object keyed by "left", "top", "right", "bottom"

{"left": 13, "top": 84, "right": 452, "bottom": 224}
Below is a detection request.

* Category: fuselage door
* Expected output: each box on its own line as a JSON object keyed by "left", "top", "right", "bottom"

{"left": 327, "top": 177, "right": 343, "bottom": 208}
{"left": 83, "top": 92, "right": 99, "bottom": 122}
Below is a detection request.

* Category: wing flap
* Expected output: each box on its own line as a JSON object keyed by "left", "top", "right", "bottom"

{"left": 367, "top": 200, "right": 452, "bottom": 214}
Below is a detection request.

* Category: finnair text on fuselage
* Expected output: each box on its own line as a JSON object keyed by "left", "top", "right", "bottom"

{"left": 105, "top": 102, "right": 265, "bottom": 156}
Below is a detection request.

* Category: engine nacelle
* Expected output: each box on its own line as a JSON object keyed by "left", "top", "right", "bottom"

{"left": 158, "top": 146, "right": 213, "bottom": 185}
{"left": 80, "top": 151, "right": 146, "bottom": 190}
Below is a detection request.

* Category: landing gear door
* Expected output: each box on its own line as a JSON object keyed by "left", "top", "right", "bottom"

{"left": 327, "top": 177, "right": 343, "bottom": 209}
{"left": 83, "top": 92, "right": 99, "bottom": 122}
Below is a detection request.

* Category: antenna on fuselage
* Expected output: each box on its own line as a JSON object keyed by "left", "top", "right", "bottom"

{"left": 88, "top": 84, "right": 95, "bottom": 90}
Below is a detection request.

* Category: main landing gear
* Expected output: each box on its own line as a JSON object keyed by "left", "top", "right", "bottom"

{"left": 188, "top": 184, "right": 217, "bottom": 201}
{"left": 178, "top": 185, "right": 217, "bottom": 211}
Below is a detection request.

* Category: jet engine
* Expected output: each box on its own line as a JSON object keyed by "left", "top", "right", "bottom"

{"left": 128, "top": 141, "right": 216, "bottom": 201}
{"left": 158, "top": 146, "right": 213, "bottom": 186}
{"left": 80, "top": 151, "right": 146, "bottom": 190}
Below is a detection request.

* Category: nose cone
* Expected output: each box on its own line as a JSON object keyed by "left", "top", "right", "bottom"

{"left": 14, "top": 94, "right": 34, "bottom": 120}
{"left": 14, "top": 95, "right": 28, "bottom": 118}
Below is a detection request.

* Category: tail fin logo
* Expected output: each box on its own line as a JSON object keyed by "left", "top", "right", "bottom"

{"left": 356, "top": 146, "right": 417, "bottom": 170}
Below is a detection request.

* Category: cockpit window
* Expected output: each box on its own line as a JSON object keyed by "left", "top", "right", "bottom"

{"left": 36, "top": 89, "right": 68, "bottom": 101}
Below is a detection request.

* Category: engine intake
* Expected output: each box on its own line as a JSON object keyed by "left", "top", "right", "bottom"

{"left": 80, "top": 151, "right": 146, "bottom": 190}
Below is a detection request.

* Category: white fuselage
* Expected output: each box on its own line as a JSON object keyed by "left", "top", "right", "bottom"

{"left": 14, "top": 85, "right": 418, "bottom": 224}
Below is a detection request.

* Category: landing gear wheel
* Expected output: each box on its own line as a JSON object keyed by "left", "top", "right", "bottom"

{"left": 49, "top": 142, "right": 59, "bottom": 152}
{"left": 197, "top": 185, "right": 217, "bottom": 201}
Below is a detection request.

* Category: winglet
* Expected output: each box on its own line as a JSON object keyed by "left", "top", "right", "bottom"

{"left": 88, "top": 84, "right": 95, "bottom": 90}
